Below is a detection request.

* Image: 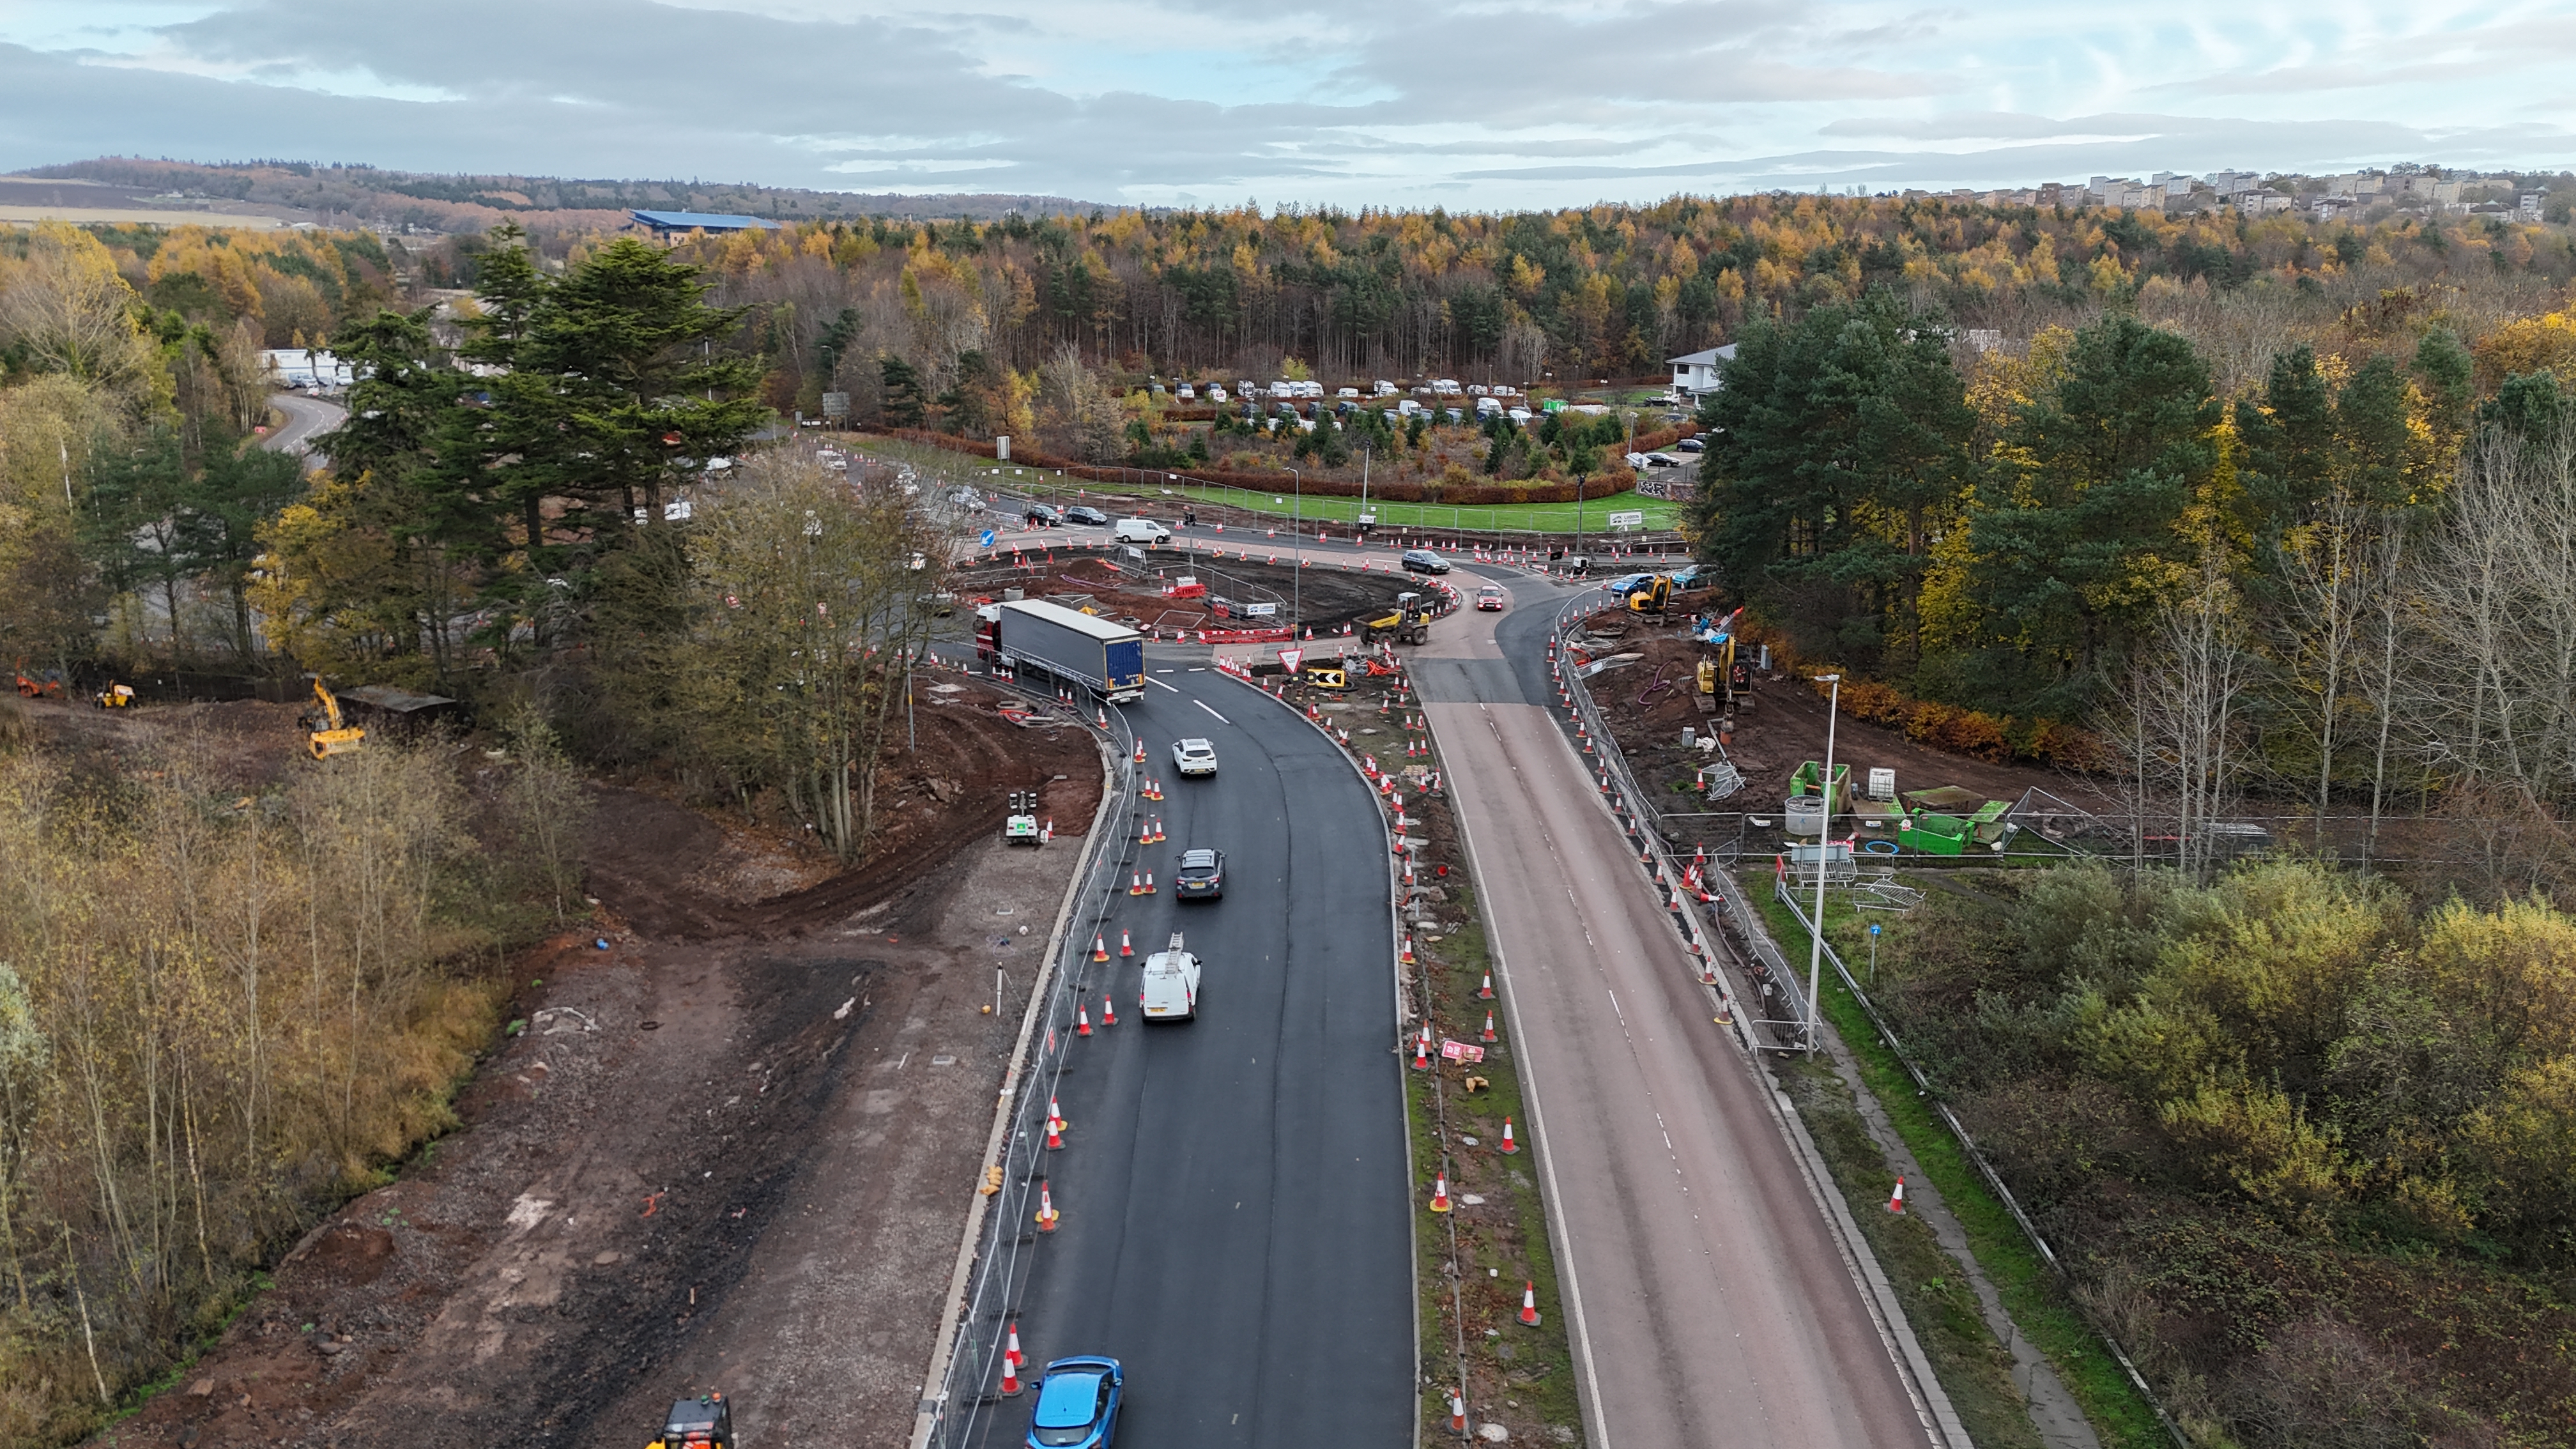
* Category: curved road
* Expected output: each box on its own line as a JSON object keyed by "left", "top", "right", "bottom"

{"left": 263, "top": 390, "right": 346, "bottom": 471}
{"left": 958, "top": 655, "right": 1414, "bottom": 1449}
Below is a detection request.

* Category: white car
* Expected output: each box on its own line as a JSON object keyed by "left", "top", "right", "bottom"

{"left": 1172, "top": 738, "right": 1218, "bottom": 776}
{"left": 1140, "top": 935, "right": 1201, "bottom": 1020}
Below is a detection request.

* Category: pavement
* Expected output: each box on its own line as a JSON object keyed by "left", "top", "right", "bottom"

{"left": 954, "top": 658, "right": 1414, "bottom": 1449}
{"left": 262, "top": 390, "right": 347, "bottom": 471}
{"left": 1412, "top": 573, "right": 1945, "bottom": 1449}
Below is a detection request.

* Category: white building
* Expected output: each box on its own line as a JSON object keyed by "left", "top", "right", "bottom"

{"left": 259, "top": 348, "right": 354, "bottom": 390}
{"left": 1667, "top": 343, "right": 1737, "bottom": 397}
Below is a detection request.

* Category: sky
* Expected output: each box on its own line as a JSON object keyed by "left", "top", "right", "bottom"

{"left": 0, "top": 0, "right": 2571, "bottom": 209}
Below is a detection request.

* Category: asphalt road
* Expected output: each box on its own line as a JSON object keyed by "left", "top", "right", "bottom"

{"left": 262, "top": 389, "right": 346, "bottom": 471}
{"left": 1413, "top": 578, "right": 1943, "bottom": 1449}
{"left": 962, "top": 656, "right": 1414, "bottom": 1449}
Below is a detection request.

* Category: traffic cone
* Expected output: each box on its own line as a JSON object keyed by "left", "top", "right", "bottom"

{"left": 1035, "top": 1179, "right": 1059, "bottom": 1232}
{"left": 1119, "top": 929, "right": 1134, "bottom": 957}
{"left": 1411, "top": 1029, "right": 1432, "bottom": 1071}
{"left": 1499, "top": 1117, "right": 1519, "bottom": 1154}
{"left": 1101, "top": 992, "right": 1117, "bottom": 1027}
{"left": 1132, "top": 740, "right": 1146, "bottom": 764}
{"left": 1092, "top": 933, "right": 1108, "bottom": 963}
{"left": 1077, "top": 1004, "right": 1092, "bottom": 1038}
{"left": 1000, "top": 1351, "right": 1022, "bottom": 1397}
{"left": 1128, "top": 871, "right": 1144, "bottom": 896}
{"left": 1044, "top": 1112, "right": 1064, "bottom": 1151}
{"left": 1139, "top": 818, "right": 1153, "bottom": 847}
{"left": 1481, "top": 1011, "right": 1497, "bottom": 1043}
{"left": 1478, "top": 971, "right": 1494, "bottom": 1000}
{"left": 1096, "top": 707, "right": 1108, "bottom": 729}
{"left": 1450, "top": 1392, "right": 1467, "bottom": 1433}
{"left": 1519, "top": 1281, "right": 1541, "bottom": 1327}
{"left": 1006, "top": 1319, "right": 1025, "bottom": 1370}
{"left": 1400, "top": 935, "right": 1416, "bottom": 966}
{"left": 1142, "top": 871, "right": 1156, "bottom": 894}
{"left": 1889, "top": 1176, "right": 1906, "bottom": 1215}
{"left": 1428, "top": 1173, "right": 1453, "bottom": 1213}
{"left": 1150, "top": 817, "right": 1165, "bottom": 843}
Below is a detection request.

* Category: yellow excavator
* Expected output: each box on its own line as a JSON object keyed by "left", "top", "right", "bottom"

{"left": 302, "top": 680, "right": 365, "bottom": 760}
{"left": 1361, "top": 591, "right": 1432, "bottom": 645}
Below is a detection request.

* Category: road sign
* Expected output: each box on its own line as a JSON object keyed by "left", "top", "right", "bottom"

{"left": 1242, "top": 601, "right": 1277, "bottom": 617}
{"left": 820, "top": 390, "right": 850, "bottom": 419}
{"left": 1279, "top": 647, "right": 1305, "bottom": 673}
{"left": 1439, "top": 1039, "right": 1486, "bottom": 1063}
{"left": 1606, "top": 510, "right": 1646, "bottom": 529}
{"left": 979, "top": 529, "right": 997, "bottom": 549}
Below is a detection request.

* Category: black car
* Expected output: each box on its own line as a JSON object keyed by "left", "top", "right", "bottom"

{"left": 1025, "top": 503, "right": 1062, "bottom": 526}
{"left": 1400, "top": 549, "right": 1452, "bottom": 576}
{"left": 1174, "top": 847, "right": 1225, "bottom": 900}
{"left": 1676, "top": 436, "right": 1705, "bottom": 453}
{"left": 1064, "top": 505, "right": 1110, "bottom": 526}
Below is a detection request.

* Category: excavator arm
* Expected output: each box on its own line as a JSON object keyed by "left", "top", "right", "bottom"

{"left": 306, "top": 680, "right": 366, "bottom": 760}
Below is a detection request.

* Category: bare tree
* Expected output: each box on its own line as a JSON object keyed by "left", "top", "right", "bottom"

{"left": 2106, "top": 548, "right": 2259, "bottom": 879}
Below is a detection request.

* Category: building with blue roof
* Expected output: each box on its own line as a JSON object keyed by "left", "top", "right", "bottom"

{"left": 629, "top": 210, "right": 781, "bottom": 237}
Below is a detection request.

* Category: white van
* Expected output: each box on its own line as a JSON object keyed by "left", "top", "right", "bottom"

{"left": 1337, "top": 386, "right": 1360, "bottom": 399}
{"left": 1177, "top": 383, "right": 1197, "bottom": 401}
{"left": 1373, "top": 380, "right": 1399, "bottom": 396}
{"left": 1113, "top": 517, "right": 1173, "bottom": 546}
{"left": 1432, "top": 379, "right": 1462, "bottom": 397}
{"left": 1140, "top": 934, "right": 1201, "bottom": 1020}
{"left": 1208, "top": 385, "right": 1229, "bottom": 402}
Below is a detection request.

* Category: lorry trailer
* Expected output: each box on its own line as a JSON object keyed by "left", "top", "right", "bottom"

{"left": 975, "top": 599, "right": 1147, "bottom": 703}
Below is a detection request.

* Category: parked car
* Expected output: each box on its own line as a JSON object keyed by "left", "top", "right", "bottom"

{"left": 1400, "top": 549, "right": 1453, "bottom": 576}
{"left": 1476, "top": 583, "right": 1507, "bottom": 611}
{"left": 1027, "top": 1356, "right": 1123, "bottom": 1448}
{"left": 1025, "top": 503, "right": 1062, "bottom": 526}
{"left": 1174, "top": 847, "right": 1225, "bottom": 900}
{"left": 1676, "top": 436, "right": 1705, "bottom": 452}
{"left": 1064, "top": 505, "right": 1110, "bottom": 526}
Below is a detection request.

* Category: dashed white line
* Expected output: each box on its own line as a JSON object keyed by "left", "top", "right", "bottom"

{"left": 1146, "top": 675, "right": 1181, "bottom": 693}
{"left": 1193, "top": 700, "right": 1232, "bottom": 724}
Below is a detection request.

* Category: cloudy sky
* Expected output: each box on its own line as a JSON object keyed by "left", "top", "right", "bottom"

{"left": 1, "top": 0, "right": 2570, "bottom": 207}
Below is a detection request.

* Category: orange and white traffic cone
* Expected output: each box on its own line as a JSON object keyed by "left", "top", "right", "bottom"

{"left": 1101, "top": 993, "right": 1117, "bottom": 1027}
{"left": 1478, "top": 971, "right": 1494, "bottom": 1000}
{"left": 1000, "top": 1351, "right": 1022, "bottom": 1397}
{"left": 1400, "top": 935, "right": 1417, "bottom": 966}
{"left": 1889, "top": 1176, "right": 1906, "bottom": 1215}
{"left": 1034, "top": 1179, "right": 1059, "bottom": 1232}
{"left": 1119, "top": 929, "right": 1135, "bottom": 958}
{"left": 1006, "top": 1319, "right": 1025, "bottom": 1372}
{"left": 1449, "top": 1390, "right": 1467, "bottom": 1432}
{"left": 1139, "top": 818, "right": 1153, "bottom": 847}
{"left": 1096, "top": 708, "right": 1108, "bottom": 730}
{"left": 1142, "top": 871, "right": 1156, "bottom": 894}
{"left": 1150, "top": 817, "right": 1165, "bottom": 843}
{"left": 1428, "top": 1173, "right": 1453, "bottom": 1213}
{"left": 1128, "top": 871, "right": 1145, "bottom": 896}
{"left": 1411, "top": 1029, "right": 1432, "bottom": 1071}
{"left": 1132, "top": 739, "right": 1146, "bottom": 764}
{"left": 1519, "top": 1281, "right": 1541, "bottom": 1327}
{"left": 1076, "top": 1004, "right": 1092, "bottom": 1038}
{"left": 1481, "top": 1011, "right": 1497, "bottom": 1043}
{"left": 1044, "top": 1110, "right": 1065, "bottom": 1151}
{"left": 1092, "top": 933, "right": 1109, "bottom": 963}
{"left": 1499, "top": 1117, "right": 1518, "bottom": 1154}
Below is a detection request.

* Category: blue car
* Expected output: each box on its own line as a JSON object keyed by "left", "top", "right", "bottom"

{"left": 1027, "top": 1356, "right": 1123, "bottom": 1448}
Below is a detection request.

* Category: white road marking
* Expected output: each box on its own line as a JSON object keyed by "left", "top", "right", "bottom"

{"left": 1193, "top": 700, "right": 1232, "bottom": 724}
{"left": 1146, "top": 675, "right": 1181, "bottom": 693}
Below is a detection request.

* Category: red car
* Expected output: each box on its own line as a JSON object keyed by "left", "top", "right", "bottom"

{"left": 1475, "top": 584, "right": 1507, "bottom": 611}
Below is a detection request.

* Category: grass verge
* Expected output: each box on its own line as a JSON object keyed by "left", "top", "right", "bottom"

{"left": 1170, "top": 484, "right": 1678, "bottom": 536}
{"left": 1745, "top": 877, "right": 2170, "bottom": 1449}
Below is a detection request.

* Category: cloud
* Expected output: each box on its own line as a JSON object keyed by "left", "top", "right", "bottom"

{"left": 0, "top": 1, "right": 2567, "bottom": 210}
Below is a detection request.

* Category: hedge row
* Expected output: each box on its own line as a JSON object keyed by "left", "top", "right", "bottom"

{"left": 1819, "top": 676, "right": 2106, "bottom": 772}
{"left": 872, "top": 428, "right": 1655, "bottom": 508}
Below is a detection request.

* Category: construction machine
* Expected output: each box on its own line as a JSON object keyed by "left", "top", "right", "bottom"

{"left": 13, "top": 661, "right": 64, "bottom": 700}
{"left": 93, "top": 683, "right": 136, "bottom": 709}
{"left": 1004, "top": 788, "right": 1042, "bottom": 846}
{"left": 645, "top": 1394, "right": 733, "bottom": 1449}
{"left": 1361, "top": 591, "right": 1432, "bottom": 645}
{"left": 301, "top": 680, "right": 366, "bottom": 760}
{"left": 1623, "top": 574, "right": 1673, "bottom": 613}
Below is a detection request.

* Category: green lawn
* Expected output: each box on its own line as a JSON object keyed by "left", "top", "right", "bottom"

{"left": 1169, "top": 484, "right": 1682, "bottom": 536}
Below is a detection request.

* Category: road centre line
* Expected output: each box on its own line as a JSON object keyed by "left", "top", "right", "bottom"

{"left": 1193, "top": 700, "right": 1232, "bottom": 724}
{"left": 1146, "top": 675, "right": 1180, "bottom": 692}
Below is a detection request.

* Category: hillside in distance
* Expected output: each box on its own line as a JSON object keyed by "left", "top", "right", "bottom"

{"left": 13, "top": 157, "right": 1119, "bottom": 233}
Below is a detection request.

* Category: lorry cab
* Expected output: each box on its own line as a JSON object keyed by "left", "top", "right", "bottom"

{"left": 1139, "top": 935, "right": 1200, "bottom": 1021}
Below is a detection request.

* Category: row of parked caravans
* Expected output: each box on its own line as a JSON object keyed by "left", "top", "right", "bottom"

{"left": 1160, "top": 378, "right": 1527, "bottom": 404}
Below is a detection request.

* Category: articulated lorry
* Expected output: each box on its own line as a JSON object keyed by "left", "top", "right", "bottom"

{"left": 975, "top": 598, "right": 1147, "bottom": 703}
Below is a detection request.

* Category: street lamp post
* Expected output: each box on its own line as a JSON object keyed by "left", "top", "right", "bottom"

{"left": 1287, "top": 465, "right": 1302, "bottom": 631}
{"left": 1807, "top": 672, "right": 1842, "bottom": 1054}
{"left": 1574, "top": 470, "right": 1588, "bottom": 564}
